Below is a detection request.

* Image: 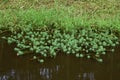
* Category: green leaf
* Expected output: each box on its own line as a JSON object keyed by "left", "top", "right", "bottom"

{"left": 38, "top": 59, "right": 44, "bottom": 63}
{"left": 8, "top": 39, "right": 12, "bottom": 44}
{"left": 43, "top": 54, "right": 47, "bottom": 57}
{"left": 33, "top": 56, "right": 37, "bottom": 59}
{"left": 76, "top": 53, "right": 79, "bottom": 57}
{"left": 53, "top": 52, "right": 56, "bottom": 56}
{"left": 115, "top": 42, "right": 119, "bottom": 45}
{"left": 87, "top": 55, "right": 91, "bottom": 59}
{"left": 36, "top": 49, "right": 40, "bottom": 53}
{"left": 17, "top": 51, "right": 24, "bottom": 56}
{"left": 79, "top": 54, "right": 84, "bottom": 58}
{"left": 1, "top": 36, "right": 6, "bottom": 39}
{"left": 95, "top": 54, "right": 100, "bottom": 57}
{"left": 102, "top": 52, "right": 106, "bottom": 55}
{"left": 103, "top": 41, "right": 107, "bottom": 46}
{"left": 111, "top": 44, "right": 116, "bottom": 47}
{"left": 111, "top": 49, "right": 115, "bottom": 52}
{"left": 30, "top": 47, "right": 34, "bottom": 51}
{"left": 14, "top": 48, "right": 20, "bottom": 51}
{"left": 86, "top": 50, "right": 89, "bottom": 53}
{"left": 96, "top": 58, "right": 103, "bottom": 62}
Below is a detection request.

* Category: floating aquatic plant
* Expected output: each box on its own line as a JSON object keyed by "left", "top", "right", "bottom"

{"left": 2, "top": 27, "right": 119, "bottom": 63}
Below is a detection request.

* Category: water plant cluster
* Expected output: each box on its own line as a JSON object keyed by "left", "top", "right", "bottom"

{"left": 2, "top": 27, "right": 119, "bottom": 63}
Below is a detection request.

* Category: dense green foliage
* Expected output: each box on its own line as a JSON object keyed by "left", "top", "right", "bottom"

{"left": 2, "top": 27, "right": 119, "bottom": 63}
{"left": 0, "top": 8, "right": 120, "bottom": 33}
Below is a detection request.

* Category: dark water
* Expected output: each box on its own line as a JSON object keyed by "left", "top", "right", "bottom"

{"left": 0, "top": 39, "right": 120, "bottom": 80}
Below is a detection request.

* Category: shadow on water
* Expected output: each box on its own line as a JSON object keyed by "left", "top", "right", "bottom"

{"left": 0, "top": 38, "right": 120, "bottom": 80}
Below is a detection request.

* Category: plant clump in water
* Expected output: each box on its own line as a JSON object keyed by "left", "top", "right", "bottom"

{"left": 2, "top": 27, "right": 119, "bottom": 63}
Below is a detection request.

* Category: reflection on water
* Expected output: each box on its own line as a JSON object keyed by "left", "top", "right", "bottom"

{"left": 39, "top": 65, "right": 60, "bottom": 80}
{"left": 75, "top": 72, "right": 95, "bottom": 80}
{"left": 0, "top": 69, "right": 95, "bottom": 80}
{"left": 0, "top": 39, "right": 120, "bottom": 80}
{"left": 0, "top": 69, "right": 15, "bottom": 80}
{"left": 0, "top": 65, "right": 61, "bottom": 80}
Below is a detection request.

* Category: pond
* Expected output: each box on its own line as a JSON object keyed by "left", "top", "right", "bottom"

{"left": 0, "top": 38, "right": 120, "bottom": 80}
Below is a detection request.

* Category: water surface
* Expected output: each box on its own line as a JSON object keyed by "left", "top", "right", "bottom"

{"left": 0, "top": 39, "right": 120, "bottom": 80}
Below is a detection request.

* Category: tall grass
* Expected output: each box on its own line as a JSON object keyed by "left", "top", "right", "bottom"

{"left": 0, "top": 0, "right": 120, "bottom": 33}
{"left": 0, "top": 7, "right": 120, "bottom": 33}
